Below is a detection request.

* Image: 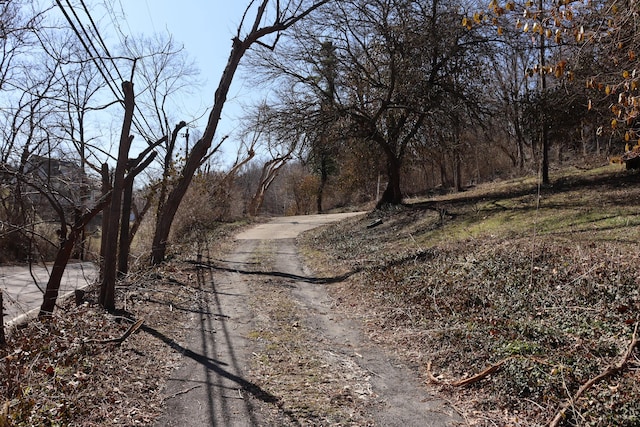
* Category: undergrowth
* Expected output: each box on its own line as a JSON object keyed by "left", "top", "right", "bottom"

{"left": 300, "top": 165, "right": 640, "bottom": 426}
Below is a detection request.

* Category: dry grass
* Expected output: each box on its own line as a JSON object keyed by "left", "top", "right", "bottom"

{"left": 299, "top": 165, "right": 640, "bottom": 426}
{"left": 245, "top": 239, "right": 375, "bottom": 426}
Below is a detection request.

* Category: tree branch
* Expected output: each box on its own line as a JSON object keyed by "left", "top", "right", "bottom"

{"left": 549, "top": 322, "right": 640, "bottom": 427}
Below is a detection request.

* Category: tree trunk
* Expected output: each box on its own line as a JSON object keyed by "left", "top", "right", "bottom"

{"left": 538, "top": 0, "right": 550, "bottom": 185}
{"left": 316, "top": 157, "right": 328, "bottom": 214}
{"left": 248, "top": 191, "right": 266, "bottom": 217}
{"left": 454, "top": 150, "right": 463, "bottom": 192}
{"left": 0, "top": 291, "right": 6, "bottom": 346}
{"left": 377, "top": 153, "right": 402, "bottom": 207}
{"left": 39, "top": 195, "right": 111, "bottom": 316}
{"left": 39, "top": 228, "right": 81, "bottom": 315}
{"left": 118, "top": 176, "right": 133, "bottom": 276}
{"left": 99, "top": 81, "right": 135, "bottom": 311}
{"left": 439, "top": 152, "right": 450, "bottom": 188}
{"left": 151, "top": 38, "right": 248, "bottom": 265}
{"left": 542, "top": 123, "right": 550, "bottom": 184}
{"left": 99, "top": 163, "right": 110, "bottom": 282}
{"left": 118, "top": 152, "right": 157, "bottom": 276}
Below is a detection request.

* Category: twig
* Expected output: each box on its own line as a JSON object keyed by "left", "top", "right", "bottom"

{"left": 549, "top": 322, "right": 639, "bottom": 427}
{"left": 426, "top": 357, "right": 515, "bottom": 387}
{"left": 222, "top": 389, "right": 245, "bottom": 400}
{"left": 162, "top": 385, "right": 202, "bottom": 401}
{"left": 85, "top": 318, "right": 145, "bottom": 345}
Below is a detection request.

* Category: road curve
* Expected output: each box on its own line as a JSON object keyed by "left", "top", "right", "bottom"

{"left": 235, "top": 212, "right": 365, "bottom": 240}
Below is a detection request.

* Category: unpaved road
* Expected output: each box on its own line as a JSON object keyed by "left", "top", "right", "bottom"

{"left": 156, "top": 213, "right": 460, "bottom": 426}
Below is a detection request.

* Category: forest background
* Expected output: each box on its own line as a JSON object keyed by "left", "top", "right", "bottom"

{"left": 0, "top": 0, "right": 637, "bottom": 326}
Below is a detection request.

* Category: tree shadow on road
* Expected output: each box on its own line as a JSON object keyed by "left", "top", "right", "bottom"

{"left": 186, "top": 259, "right": 359, "bottom": 285}
{"left": 140, "top": 323, "right": 279, "bottom": 405}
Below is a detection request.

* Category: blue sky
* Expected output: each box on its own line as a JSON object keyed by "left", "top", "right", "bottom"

{"left": 111, "top": 1, "right": 259, "bottom": 164}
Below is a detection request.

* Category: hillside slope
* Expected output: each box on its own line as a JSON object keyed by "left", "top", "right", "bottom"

{"left": 299, "top": 165, "right": 640, "bottom": 426}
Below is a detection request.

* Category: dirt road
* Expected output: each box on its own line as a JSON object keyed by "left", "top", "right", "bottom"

{"left": 155, "top": 213, "right": 460, "bottom": 426}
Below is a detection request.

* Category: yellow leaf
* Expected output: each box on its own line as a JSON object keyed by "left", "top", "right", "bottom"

{"left": 506, "top": 1, "right": 515, "bottom": 11}
{"left": 497, "top": 27, "right": 504, "bottom": 35}
{"left": 523, "top": 22, "right": 529, "bottom": 32}
{"left": 611, "top": 119, "right": 618, "bottom": 129}
{"left": 623, "top": 70, "right": 630, "bottom": 79}
{"left": 605, "top": 85, "right": 612, "bottom": 95}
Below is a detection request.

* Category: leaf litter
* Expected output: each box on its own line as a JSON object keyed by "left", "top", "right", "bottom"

{"left": 299, "top": 167, "right": 640, "bottom": 426}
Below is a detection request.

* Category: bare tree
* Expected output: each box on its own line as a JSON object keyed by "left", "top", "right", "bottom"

{"left": 252, "top": 0, "right": 490, "bottom": 207}
{"left": 150, "top": 0, "right": 331, "bottom": 264}
{"left": 98, "top": 81, "right": 134, "bottom": 311}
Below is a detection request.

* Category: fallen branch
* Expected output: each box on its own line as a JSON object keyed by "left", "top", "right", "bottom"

{"left": 162, "top": 385, "right": 202, "bottom": 402}
{"left": 85, "top": 318, "right": 145, "bottom": 345}
{"left": 549, "top": 322, "right": 639, "bottom": 427}
{"left": 426, "top": 357, "right": 515, "bottom": 387}
{"left": 426, "top": 355, "right": 557, "bottom": 388}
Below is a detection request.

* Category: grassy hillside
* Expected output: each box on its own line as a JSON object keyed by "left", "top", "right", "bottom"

{"left": 300, "top": 164, "right": 640, "bottom": 426}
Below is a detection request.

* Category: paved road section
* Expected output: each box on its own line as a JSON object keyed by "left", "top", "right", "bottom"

{"left": 235, "top": 212, "right": 365, "bottom": 240}
{"left": 1, "top": 261, "right": 97, "bottom": 324}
